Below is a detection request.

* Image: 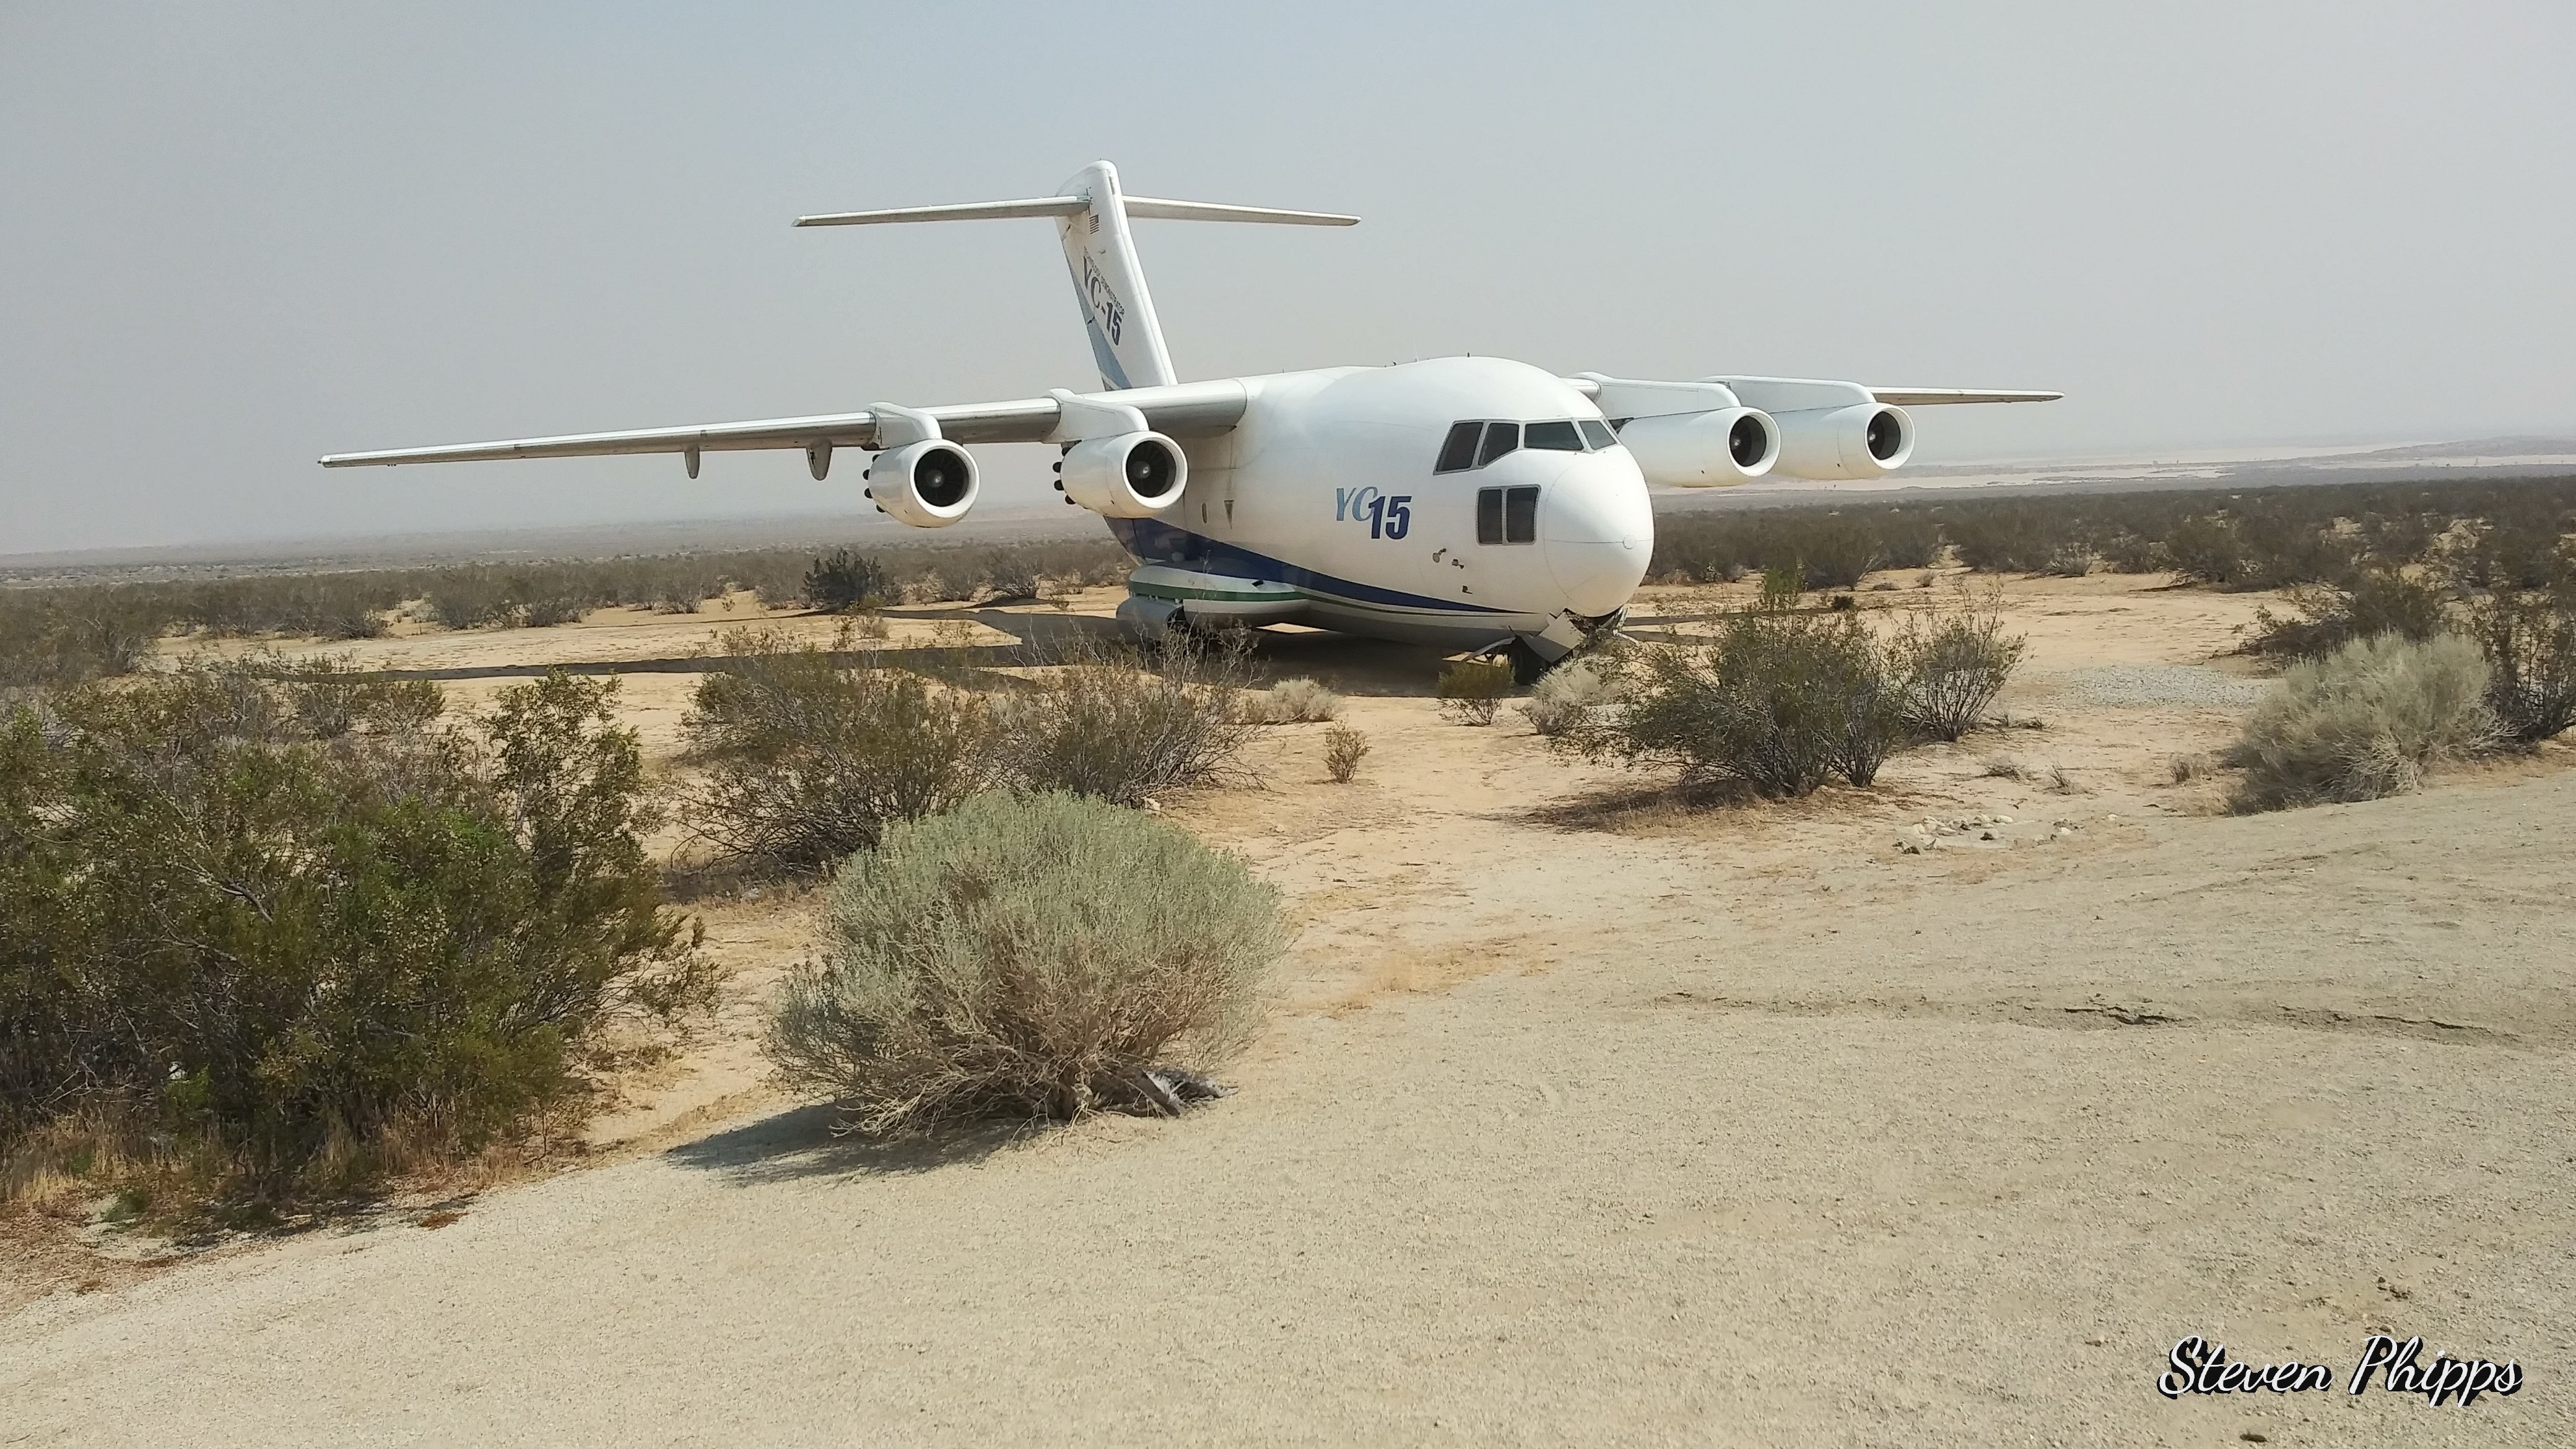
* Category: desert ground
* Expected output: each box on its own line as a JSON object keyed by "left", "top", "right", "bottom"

{"left": 5, "top": 570, "right": 2572, "bottom": 1447}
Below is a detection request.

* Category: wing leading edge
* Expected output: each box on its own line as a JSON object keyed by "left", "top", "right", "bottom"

{"left": 318, "top": 381, "right": 1248, "bottom": 469}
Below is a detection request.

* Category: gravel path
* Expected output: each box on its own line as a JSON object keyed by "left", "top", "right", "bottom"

{"left": 2041, "top": 663, "right": 2267, "bottom": 709}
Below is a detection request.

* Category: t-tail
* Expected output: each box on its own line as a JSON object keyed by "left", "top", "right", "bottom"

{"left": 795, "top": 160, "right": 1356, "bottom": 391}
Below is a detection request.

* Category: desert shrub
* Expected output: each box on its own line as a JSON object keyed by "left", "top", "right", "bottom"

{"left": 1248, "top": 677, "right": 1341, "bottom": 724}
{"left": 765, "top": 792, "right": 1282, "bottom": 1133}
{"left": 978, "top": 553, "right": 1045, "bottom": 603}
{"left": 2097, "top": 531, "right": 2168, "bottom": 574}
{"left": 0, "top": 592, "right": 165, "bottom": 688}
{"left": 1873, "top": 513, "right": 1944, "bottom": 572}
{"left": 996, "top": 633, "right": 1254, "bottom": 806}
{"left": 803, "top": 549, "right": 887, "bottom": 614}
{"left": 2243, "top": 569, "right": 2452, "bottom": 661}
{"left": 681, "top": 634, "right": 994, "bottom": 870}
{"left": 1888, "top": 605, "right": 2027, "bottom": 741}
{"left": 1982, "top": 752, "right": 2069, "bottom": 790}
{"left": 0, "top": 668, "right": 705, "bottom": 1206}
{"left": 1790, "top": 517, "right": 1883, "bottom": 590}
{"left": 2162, "top": 514, "right": 2249, "bottom": 586}
{"left": 425, "top": 573, "right": 513, "bottom": 630}
{"left": 1560, "top": 606, "right": 1902, "bottom": 795}
{"left": 2224, "top": 633, "right": 2498, "bottom": 811}
{"left": 1520, "top": 656, "right": 1616, "bottom": 736}
{"left": 2466, "top": 585, "right": 2576, "bottom": 741}
{"left": 1323, "top": 726, "right": 1370, "bottom": 782}
{"left": 1435, "top": 656, "right": 1515, "bottom": 725}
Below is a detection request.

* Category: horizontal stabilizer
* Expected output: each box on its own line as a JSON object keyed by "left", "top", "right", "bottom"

{"left": 1121, "top": 197, "right": 1357, "bottom": 226}
{"left": 794, "top": 195, "right": 1355, "bottom": 228}
{"left": 795, "top": 196, "right": 1085, "bottom": 227}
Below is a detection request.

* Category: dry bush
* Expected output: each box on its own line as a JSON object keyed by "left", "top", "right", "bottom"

{"left": 803, "top": 549, "right": 889, "bottom": 614}
{"left": 1248, "top": 676, "right": 1341, "bottom": 724}
{"left": 1558, "top": 604, "right": 1904, "bottom": 795}
{"left": 1435, "top": 656, "right": 1515, "bottom": 725}
{"left": 2225, "top": 633, "right": 2499, "bottom": 811}
{"left": 765, "top": 792, "right": 1282, "bottom": 1133}
{"left": 1982, "top": 752, "right": 2070, "bottom": 790}
{"left": 1520, "top": 657, "right": 1616, "bottom": 736}
{"left": 996, "top": 632, "right": 1256, "bottom": 806}
{"left": 2243, "top": 568, "right": 2452, "bottom": 661}
{"left": 2466, "top": 585, "right": 2576, "bottom": 742}
{"left": 1889, "top": 599, "right": 2027, "bottom": 741}
{"left": 680, "top": 632, "right": 994, "bottom": 871}
{"left": 1323, "top": 726, "right": 1370, "bottom": 782}
{"left": 1, "top": 669, "right": 706, "bottom": 1212}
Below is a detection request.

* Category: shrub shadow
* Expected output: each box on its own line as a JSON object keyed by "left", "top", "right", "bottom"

{"left": 662, "top": 1102, "right": 1018, "bottom": 1186}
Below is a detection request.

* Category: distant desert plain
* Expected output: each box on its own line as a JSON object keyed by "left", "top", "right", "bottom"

{"left": 4, "top": 565, "right": 2571, "bottom": 1447}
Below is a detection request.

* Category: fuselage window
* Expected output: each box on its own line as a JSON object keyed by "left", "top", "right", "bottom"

{"left": 1525, "top": 419, "right": 1583, "bottom": 451}
{"left": 1478, "top": 485, "right": 1540, "bottom": 545}
{"left": 1477, "top": 420, "right": 1521, "bottom": 468}
{"left": 1434, "top": 420, "right": 1482, "bottom": 474}
{"left": 1577, "top": 419, "right": 1616, "bottom": 450}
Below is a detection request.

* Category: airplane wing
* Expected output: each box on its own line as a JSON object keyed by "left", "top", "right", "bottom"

{"left": 318, "top": 380, "right": 1248, "bottom": 468}
{"left": 1861, "top": 387, "right": 2063, "bottom": 406}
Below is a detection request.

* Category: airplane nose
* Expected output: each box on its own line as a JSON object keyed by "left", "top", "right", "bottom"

{"left": 1541, "top": 454, "right": 1653, "bottom": 616}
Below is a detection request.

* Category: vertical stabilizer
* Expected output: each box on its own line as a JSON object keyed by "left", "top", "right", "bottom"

{"left": 1053, "top": 161, "right": 1175, "bottom": 391}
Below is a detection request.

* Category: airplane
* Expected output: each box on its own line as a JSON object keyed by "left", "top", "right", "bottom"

{"left": 322, "top": 160, "right": 2058, "bottom": 676}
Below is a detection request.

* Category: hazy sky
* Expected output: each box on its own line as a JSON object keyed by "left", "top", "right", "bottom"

{"left": 3, "top": 2, "right": 2571, "bottom": 554}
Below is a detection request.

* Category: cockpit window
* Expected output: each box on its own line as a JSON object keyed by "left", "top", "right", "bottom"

{"left": 1525, "top": 420, "right": 1583, "bottom": 451}
{"left": 1434, "top": 420, "right": 1482, "bottom": 474}
{"left": 1438, "top": 417, "right": 1613, "bottom": 474}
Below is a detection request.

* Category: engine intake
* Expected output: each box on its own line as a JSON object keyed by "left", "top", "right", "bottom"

{"left": 1060, "top": 430, "right": 1188, "bottom": 518}
{"left": 1771, "top": 403, "right": 1913, "bottom": 480}
{"left": 1614, "top": 407, "right": 1780, "bottom": 487}
{"left": 863, "top": 440, "right": 979, "bottom": 528}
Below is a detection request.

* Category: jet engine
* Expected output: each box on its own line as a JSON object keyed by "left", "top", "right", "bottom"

{"left": 1771, "top": 403, "right": 1913, "bottom": 480}
{"left": 863, "top": 440, "right": 979, "bottom": 528}
{"left": 1058, "top": 430, "right": 1188, "bottom": 518}
{"left": 1614, "top": 407, "right": 1780, "bottom": 487}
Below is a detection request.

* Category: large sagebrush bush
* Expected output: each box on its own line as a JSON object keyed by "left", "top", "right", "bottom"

{"left": 1559, "top": 605, "right": 1904, "bottom": 795}
{"left": 0, "top": 667, "right": 706, "bottom": 1208}
{"left": 1520, "top": 656, "right": 1617, "bottom": 736}
{"left": 995, "top": 632, "right": 1256, "bottom": 805}
{"left": 2225, "top": 633, "right": 2499, "bottom": 811}
{"left": 681, "top": 631, "right": 995, "bottom": 869}
{"left": 765, "top": 792, "right": 1282, "bottom": 1133}
{"left": 1247, "top": 676, "right": 1341, "bottom": 724}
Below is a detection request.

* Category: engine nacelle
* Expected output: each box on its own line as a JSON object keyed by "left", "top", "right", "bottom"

{"left": 1615, "top": 407, "right": 1780, "bottom": 487}
{"left": 863, "top": 440, "right": 978, "bottom": 528}
{"left": 1059, "top": 430, "right": 1187, "bottom": 518}
{"left": 1771, "top": 403, "right": 1913, "bottom": 480}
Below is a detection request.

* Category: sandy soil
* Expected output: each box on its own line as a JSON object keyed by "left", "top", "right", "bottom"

{"left": 6, "top": 573, "right": 2571, "bottom": 1446}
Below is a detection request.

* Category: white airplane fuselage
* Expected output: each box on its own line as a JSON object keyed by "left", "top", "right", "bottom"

{"left": 1115, "top": 356, "right": 1651, "bottom": 653}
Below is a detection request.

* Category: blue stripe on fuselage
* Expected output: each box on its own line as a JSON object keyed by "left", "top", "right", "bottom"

{"left": 1105, "top": 516, "right": 1508, "bottom": 614}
